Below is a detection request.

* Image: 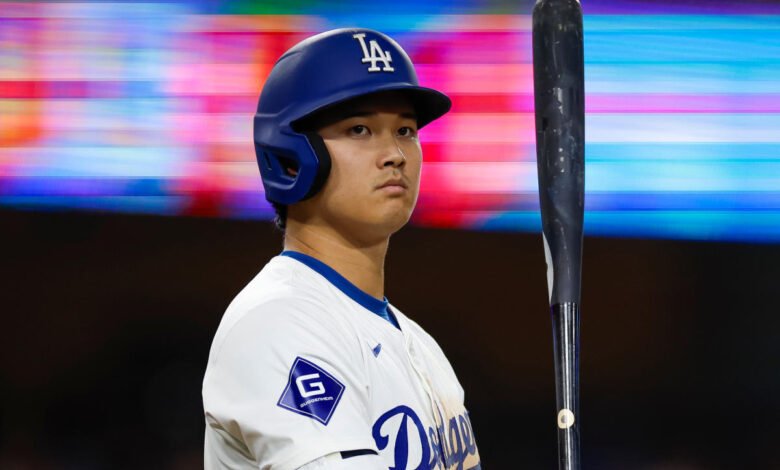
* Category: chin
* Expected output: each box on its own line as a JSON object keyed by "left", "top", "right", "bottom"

{"left": 378, "top": 209, "right": 414, "bottom": 235}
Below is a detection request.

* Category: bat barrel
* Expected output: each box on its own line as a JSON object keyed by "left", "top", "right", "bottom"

{"left": 532, "top": 0, "right": 585, "bottom": 307}
{"left": 552, "top": 302, "right": 581, "bottom": 470}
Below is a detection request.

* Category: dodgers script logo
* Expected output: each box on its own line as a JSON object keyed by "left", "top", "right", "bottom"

{"left": 277, "top": 357, "right": 345, "bottom": 425}
{"left": 353, "top": 33, "right": 395, "bottom": 72}
{"left": 372, "top": 406, "right": 481, "bottom": 470}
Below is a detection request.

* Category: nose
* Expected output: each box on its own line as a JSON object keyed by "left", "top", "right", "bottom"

{"left": 377, "top": 133, "right": 406, "bottom": 169}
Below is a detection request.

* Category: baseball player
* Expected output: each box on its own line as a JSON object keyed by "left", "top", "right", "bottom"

{"left": 202, "top": 28, "right": 481, "bottom": 470}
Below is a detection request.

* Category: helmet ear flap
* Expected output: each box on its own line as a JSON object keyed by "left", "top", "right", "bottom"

{"left": 301, "top": 131, "right": 332, "bottom": 200}
{"left": 257, "top": 146, "right": 297, "bottom": 182}
{"left": 253, "top": 129, "right": 332, "bottom": 205}
{"left": 254, "top": 116, "right": 328, "bottom": 205}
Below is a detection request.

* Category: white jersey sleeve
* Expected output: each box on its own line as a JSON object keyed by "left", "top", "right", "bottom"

{"left": 203, "top": 296, "right": 377, "bottom": 470}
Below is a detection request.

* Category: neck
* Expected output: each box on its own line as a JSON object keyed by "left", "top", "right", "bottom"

{"left": 283, "top": 220, "right": 389, "bottom": 300}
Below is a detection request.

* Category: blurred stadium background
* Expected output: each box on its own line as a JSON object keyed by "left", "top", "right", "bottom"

{"left": 2, "top": 0, "right": 779, "bottom": 468}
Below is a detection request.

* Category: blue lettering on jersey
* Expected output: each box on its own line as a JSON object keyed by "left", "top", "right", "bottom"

{"left": 277, "top": 357, "right": 345, "bottom": 425}
{"left": 373, "top": 405, "right": 431, "bottom": 469}
{"left": 372, "top": 406, "right": 480, "bottom": 470}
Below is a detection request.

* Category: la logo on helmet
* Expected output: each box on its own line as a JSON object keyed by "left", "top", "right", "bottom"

{"left": 353, "top": 33, "right": 395, "bottom": 72}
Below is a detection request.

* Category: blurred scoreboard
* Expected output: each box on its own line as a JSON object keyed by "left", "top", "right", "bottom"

{"left": 1, "top": 0, "right": 779, "bottom": 241}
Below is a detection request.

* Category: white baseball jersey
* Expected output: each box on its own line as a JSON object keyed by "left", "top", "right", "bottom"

{"left": 202, "top": 251, "right": 481, "bottom": 470}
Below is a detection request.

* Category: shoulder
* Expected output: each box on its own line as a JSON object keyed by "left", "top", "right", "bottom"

{"left": 203, "top": 259, "right": 377, "bottom": 468}
{"left": 205, "top": 255, "right": 364, "bottom": 378}
{"left": 213, "top": 256, "right": 343, "bottom": 346}
{"left": 202, "top": 255, "right": 369, "bottom": 414}
{"left": 222, "top": 255, "right": 329, "bottom": 321}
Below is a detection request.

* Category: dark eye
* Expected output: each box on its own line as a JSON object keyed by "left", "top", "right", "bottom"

{"left": 349, "top": 125, "right": 369, "bottom": 136}
{"left": 398, "top": 126, "right": 417, "bottom": 138}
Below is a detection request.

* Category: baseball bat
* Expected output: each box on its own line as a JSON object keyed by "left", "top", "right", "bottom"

{"left": 532, "top": 0, "right": 585, "bottom": 469}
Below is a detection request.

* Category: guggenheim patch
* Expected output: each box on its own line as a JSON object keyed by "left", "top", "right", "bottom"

{"left": 277, "top": 357, "right": 345, "bottom": 425}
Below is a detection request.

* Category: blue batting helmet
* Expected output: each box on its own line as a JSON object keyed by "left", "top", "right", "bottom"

{"left": 253, "top": 28, "right": 452, "bottom": 205}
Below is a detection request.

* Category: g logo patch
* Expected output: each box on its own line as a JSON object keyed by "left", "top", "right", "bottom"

{"left": 277, "top": 357, "right": 345, "bottom": 425}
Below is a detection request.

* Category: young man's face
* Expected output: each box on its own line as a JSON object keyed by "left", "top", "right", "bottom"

{"left": 292, "top": 91, "right": 423, "bottom": 242}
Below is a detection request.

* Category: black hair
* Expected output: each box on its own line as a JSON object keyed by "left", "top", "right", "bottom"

{"left": 271, "top": 201, "right": 287, "bottom": 232}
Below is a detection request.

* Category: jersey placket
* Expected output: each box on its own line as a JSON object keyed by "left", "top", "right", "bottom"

{"left": 402, "top": 329, "right": 450, "bottom": 469}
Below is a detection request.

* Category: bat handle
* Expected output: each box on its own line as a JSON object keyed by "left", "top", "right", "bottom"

{"left": 552, "top": 302, "right": 581, "bottom": 470}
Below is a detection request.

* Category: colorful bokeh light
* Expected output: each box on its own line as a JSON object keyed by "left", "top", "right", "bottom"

{"left": 1, "top": 1, "right": 779, "bottom": 241}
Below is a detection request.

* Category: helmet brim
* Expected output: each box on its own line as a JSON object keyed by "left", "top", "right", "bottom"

{"left": 291, "top": 85, "right": 452, "bottom": 132}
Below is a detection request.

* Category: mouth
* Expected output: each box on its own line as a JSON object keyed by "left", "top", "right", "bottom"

{"left": 376, "top": 179, "right": 408, "bottom": 196}
{"left": 377, "top": 179, "right": 408, "bottom": 190}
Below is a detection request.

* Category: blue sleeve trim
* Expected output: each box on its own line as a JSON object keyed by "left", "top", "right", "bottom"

{"left": 341, "top": 449, "right": 379, "bottom": 459}
{"left": 280, "top": 251, "right": 400, "bottom": 330}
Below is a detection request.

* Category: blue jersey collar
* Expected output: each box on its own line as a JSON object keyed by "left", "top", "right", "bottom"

{"left": 280, "top": 251, "right": 399, "bottom": 329}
